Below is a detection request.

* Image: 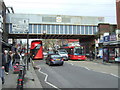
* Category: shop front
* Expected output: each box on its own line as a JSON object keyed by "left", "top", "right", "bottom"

{"left": 103, "top": 34, "right": 120, "bottom": 62}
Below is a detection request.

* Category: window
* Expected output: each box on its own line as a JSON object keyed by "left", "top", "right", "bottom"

{"left": 89, "top": 26, "right": 92, "bottom": 35}
{"left": 38, "top": 25, "right": 41, "bottom": 33}
{"left": 73, "top": 25, "right": 77, "bottom": 34}
{"left": 60, "top": 25, "right": 63, "bottom": 34}
{"left": 77, "top": 26, "right": 80, "bottom": 34}
{"left": 81, "top": 26, "right": 84, "bottom": 34}
{"left": 69, "top": 25, "right": 72, "bottom": 34}
{"left": 93, "top": 26, "right": 97, "bottom": 34}
{"left": 33, "top": 25, "right": 37, "bottom": 33}
{"left": 85, "top": 26, "right": 89, "bottom": 35}
{"left": 43, "top": 25, "right": 46, "bottom": 32}
{"left": 52, "top": 25, "right": 55, "bottom": 34}
{"left": 65, "top": 25, "right": 68, "bottom": 34}
{"left": 74, "top": 47, "right": 84, "bottom": 55}
{"left": 47, "top": 25, "right": 50, "bottom": 34}
{"left": 35, "top": 44, "right": 41, "bottom": 49}
{"left": 56, "top": 25, "right": 59, "bottom": 34}
{"left": 29, "top": 24, "right": 32, "bottom": 33}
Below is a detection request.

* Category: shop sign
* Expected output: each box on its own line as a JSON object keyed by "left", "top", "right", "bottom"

{"left": 109, "top": 34, "right": 116, "bottom": 41}
{"left": 116, "top": 34, "right": 120, "bottom": 41}
{"left": 103, "top": 36, "right": 109, "bottom": 42}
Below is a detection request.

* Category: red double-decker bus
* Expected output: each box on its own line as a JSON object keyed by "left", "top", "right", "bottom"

{"left": 61, "top": 46, "right": 86, "bottom": 60}
{"left": 30, "top": 40, "right": 43, "bottom": 60}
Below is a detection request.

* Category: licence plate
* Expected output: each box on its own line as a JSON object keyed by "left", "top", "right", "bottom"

{"left": 56, "top": 59, "right": 60, "bottom": 60}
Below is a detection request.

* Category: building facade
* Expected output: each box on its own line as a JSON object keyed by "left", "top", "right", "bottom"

{"left": 116, "top": 0, "right": 120, "bottom": 29}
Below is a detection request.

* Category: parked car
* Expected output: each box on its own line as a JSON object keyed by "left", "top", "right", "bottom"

{"left": 43, "top": 52, "right": 48, "bottom": 56}
{"left": 56, "top": 49, "right": 68, "bottom": 61}
{"left": 45, "top": 54, "right": 64, "bottom": 66}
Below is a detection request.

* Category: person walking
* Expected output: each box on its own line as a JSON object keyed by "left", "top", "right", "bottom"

{"left": 0, "top": 51, "right": 6, "bottom": 84}
{"left": 13, "top": 51, "right": 20, "bottom": 65}
{"left": 9, "top": 51, "right": 13, "bottom": 71}
{"left": 4, "top": 50, "right": 11, "bottom": 75}
{"left": 89, "top": 51, "right": 94, "bottom": 61}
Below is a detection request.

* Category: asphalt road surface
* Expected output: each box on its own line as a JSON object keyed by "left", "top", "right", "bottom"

{"left": 34, "top": 60, "right": 118, "bottom": 89}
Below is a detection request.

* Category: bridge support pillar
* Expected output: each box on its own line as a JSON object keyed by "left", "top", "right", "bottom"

{"left": 79, "top": 37, "right": 95, "bottom": 54}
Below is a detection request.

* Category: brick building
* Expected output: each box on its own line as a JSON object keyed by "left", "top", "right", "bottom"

{"left": 116, "top": 0, "right": 120, "bottom": 29}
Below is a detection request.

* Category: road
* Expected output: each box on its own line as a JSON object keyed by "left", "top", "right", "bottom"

{"left": 34, "top": 59, "right": 119, "bottom": 89}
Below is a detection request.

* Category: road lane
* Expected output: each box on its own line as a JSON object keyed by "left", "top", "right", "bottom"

{"left": 34, "top": 60, "right": 118, "bottom": 88}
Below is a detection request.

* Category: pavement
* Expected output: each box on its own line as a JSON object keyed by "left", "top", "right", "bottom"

{"left": 1, "top": 62, "right": 42, "bottom": 89}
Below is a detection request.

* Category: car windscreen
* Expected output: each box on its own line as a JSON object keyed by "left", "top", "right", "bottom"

{"left": 74, "top": 47, "right": 84, "bottom": 55}
{"left": 59, "top": 52, "right": 67, "bottom": 54}
{"left": 48, "top": 51, "right": 54, "bottom": 54}
{"left": 51, "top": 55, "right": 61, "bottom": 58}
{"left": 58, "top": 50, "right": 68, "bottom": 54}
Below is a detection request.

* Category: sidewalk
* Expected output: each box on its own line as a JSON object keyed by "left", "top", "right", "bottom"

{"left": 2, "top": 63, "right": 42, "bottom": 89}
{"left": 86, "top": 58, "right": 118, "bottom": 66}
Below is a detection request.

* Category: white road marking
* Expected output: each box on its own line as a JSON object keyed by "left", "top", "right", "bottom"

{"left": 110, "top": 73, "right": 119, "bottom": 78}
{"left": 37, "top": 65, "right": 61, "bottom": 90}
{"left": 84, "top": 67, "right": 90, "bottom": 70}
{"left": 70, "top": 63, "right": 74, "bottom": 66}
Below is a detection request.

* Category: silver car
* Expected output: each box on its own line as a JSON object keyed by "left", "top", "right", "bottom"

{"left": 45, "top": 54, "right": 64, "bottom": 66}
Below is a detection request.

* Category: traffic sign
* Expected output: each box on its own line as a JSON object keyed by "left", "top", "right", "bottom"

{"left": 11, "top": 18, "right": 29, "bottom": 32}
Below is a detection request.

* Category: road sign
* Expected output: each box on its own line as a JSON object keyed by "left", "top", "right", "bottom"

{"left": 11, "top": 18, "right": 29, "bottom": 32}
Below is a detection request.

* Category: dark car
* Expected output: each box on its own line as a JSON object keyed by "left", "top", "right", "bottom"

{"left": 45, "top": 54, "right": 64, "bottom": 66}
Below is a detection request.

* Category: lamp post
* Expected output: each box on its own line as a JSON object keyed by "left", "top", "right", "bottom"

{"left": 0, "top": 29, "right": 2, "bottom": 67}
{"left": 26, "top": 30, "right": 29, "bottom": 70}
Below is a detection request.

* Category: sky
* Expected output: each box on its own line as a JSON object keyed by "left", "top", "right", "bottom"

{"left": 3, "top": 0, "right": 116, "bottom": 24}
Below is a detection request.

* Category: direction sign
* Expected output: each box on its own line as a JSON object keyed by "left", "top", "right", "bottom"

{"left": 11, "top": 18, "right": 29, "bottom": 32}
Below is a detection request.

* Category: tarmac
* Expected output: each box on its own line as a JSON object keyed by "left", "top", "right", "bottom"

{"left": 0, "top": 58, "right": 119, "bottom": 90}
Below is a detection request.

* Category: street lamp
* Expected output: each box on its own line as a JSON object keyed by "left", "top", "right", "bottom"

{"left": 25, "top": 29, "right": 29, "bottom": 70}
{"left": 0, "top": 14, "right": 3, "bottom": 67}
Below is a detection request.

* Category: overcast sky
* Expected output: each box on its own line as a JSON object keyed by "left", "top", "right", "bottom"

{"left": 4, "top": 0, "right": 116, "bottom": 24}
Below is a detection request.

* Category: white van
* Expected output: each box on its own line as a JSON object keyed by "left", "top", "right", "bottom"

{"left": 57, "top": 49, "right": 68, "bottom": 61}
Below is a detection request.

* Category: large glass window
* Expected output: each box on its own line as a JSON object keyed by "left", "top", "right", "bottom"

{"left": 56, "top": 25, "right": 59, "bottom": 34}
{"left": 77, "top": 26, "right": 80, "bottom": 34}
{"left": 73, "top": 25, "right": 77, "bottom": 34}
{"left": 85, "top": 26, "right": 89, "bottom": 35}
{"left": 60, "top": 25, "right": 63, "bottom": 34}
{"left": 69, "top": 25, "right": 72, "bottom": 34}
{"left": 38, "top": 25, "right": 41, "bottom": 34}
{"left": 89, "top": 26, "right": 92, "bottom": 35}
{"left": 81, "top": 26, "right": 84, "bottom": 34}
{"left": 33, "top": 25, "right": 37, "bottom": 33}
{"left": 47, "top": 25, "right": 50, "bottom": 34}
{"left": 52, "top": 25, "right": 55, "bottom": 34}
{"left": 93, "top": 26, "right": 97, "bottom": 34}
{"left": 29, "top": 24, "right": 32, "bottom": 33}
{"left": 43, "top": 25, "right": 46, "bottom": 32}
{"left": 65, "top": 25, "right": 68, "bottom": 34}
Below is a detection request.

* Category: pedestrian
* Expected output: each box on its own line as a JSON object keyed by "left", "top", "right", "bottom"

{"left": 13, "top": 51, "right": 20, "bottom": 65}
{"left": 90, "top": 51, "right": 94, "bottom": 61}
{"left": 0, "top": 51, "right": 6, "bottom": 84}
{"left": 9, "top": 51, "right": 13, "bottom": 71}
{"left": 4, "top": 50, "right": 11, "bottom": 75}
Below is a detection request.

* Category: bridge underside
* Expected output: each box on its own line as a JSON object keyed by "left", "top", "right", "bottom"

{"left": 8, "top": 34, "right": 95, "bottom": 39}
